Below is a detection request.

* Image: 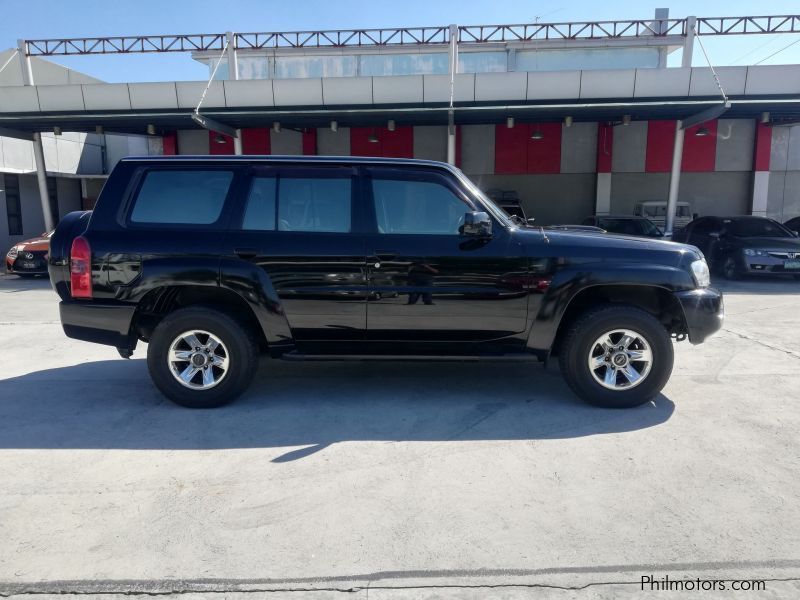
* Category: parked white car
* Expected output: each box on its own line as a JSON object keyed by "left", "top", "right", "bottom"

{"left": 634, "top": 201, "right": 693, "bottom": 231}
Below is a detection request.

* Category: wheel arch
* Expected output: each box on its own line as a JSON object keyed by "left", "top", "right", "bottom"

{"left": 547, "top": 284, "right": 688, "bottom": 358}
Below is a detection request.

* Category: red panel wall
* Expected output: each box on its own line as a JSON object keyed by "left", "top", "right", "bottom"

{"left": 380, "top": 127, "right": 413, "bottom": 158}
{"left": 753, "top": 121, "right": 772, "bottom": 171}
{"left": 242, "top": 128, "right": 270, "bottom": 154}
{"left": 495, "top": 123, "right": 561, "bottom": 174}
{"left": 682, "top": 120, "right": 717, "bottom": 172}
{"left": 526, "top": 123, "right": 561, "bottom": 174}
{"left": 596, "top": 123, "right": 613, "bottom": 173}
{"left": 645, "top": 120, "right": 675, "bottom": 172}
{"left": 494, "top": 124, "right": 528, "bottom": 174}
{"left": 302, "top": 129, "right": 317, "bottom": 155}
{"left": 209, "top": 131, "right": 234, "bottom": 155}
{"left": 350, "top": 127, "right": 413, "bottom": 158}
{"left": 350, "top": 127, "right": 381, "bottom": 157}
{"left": 162, "top": 131, "right": 177, "bottom": 155}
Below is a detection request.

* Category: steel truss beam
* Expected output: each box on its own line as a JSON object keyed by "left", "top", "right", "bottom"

{"left": 20, "top": 15, "right": 800, "bottom": 56}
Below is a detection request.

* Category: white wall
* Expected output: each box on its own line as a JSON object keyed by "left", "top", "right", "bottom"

{"left": 0, "top": 49, "right": 103, "bottom": 87}
{"left": 104, "top": 134, "right": 150, "bottom": 172}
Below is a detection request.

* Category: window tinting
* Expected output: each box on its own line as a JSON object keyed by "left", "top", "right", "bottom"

{"left": 130, "top": 170, "right": 233, "bottom": 225}
{"left": 278, "top": 177, "right": 351, "bottom": 233}
{"left": 372, "top": 178, "right": 469, "bottom": 235}
{"left": 242, "top": 177, "right": 277, "bottom": 230}
{"left": 4, "top": 174, "right": 22, "bottom": 236}
{"left": 728, "top": 218, "right": 791, "bottom": 238}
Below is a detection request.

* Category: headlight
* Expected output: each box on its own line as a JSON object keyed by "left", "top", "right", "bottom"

{"left": 690, "top": 259, "right": 710, "bottom": 288}
{"left": 743, "top": 248, "right": 766, "bottom": 256}
{"left": 6, "top": 245, "right": 19, "bottom": 259}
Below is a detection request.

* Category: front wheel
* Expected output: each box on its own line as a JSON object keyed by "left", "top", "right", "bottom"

{"left": 558, "top": 305, "right": 674, "bottom": 408}
{"left": 147, "top": 306, "right": 259, "bottom": 408}
{"left": 722, "top": 256, "right": 741, "bottom": 280}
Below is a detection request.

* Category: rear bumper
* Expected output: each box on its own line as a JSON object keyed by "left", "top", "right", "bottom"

{"left": 675, "top": 287, "right": 724, "bottom": 345}
{"left": 60, "top": 300, "right": 137, "bottom": 349}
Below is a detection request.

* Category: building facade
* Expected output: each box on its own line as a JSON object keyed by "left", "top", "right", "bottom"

{"left": 1, "top": 12, "right": 799, "bottom": 254}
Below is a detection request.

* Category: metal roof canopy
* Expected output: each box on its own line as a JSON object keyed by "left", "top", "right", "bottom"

{"left": 1, "top": 98, "right": 799, "bottom": 137}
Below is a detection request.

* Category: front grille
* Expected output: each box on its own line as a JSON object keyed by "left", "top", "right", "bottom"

{"left": 12, "top": 250, "right": 47, "bottom": 270}
{"left": 767, "top": 251, "right": 800, "bottom": 259}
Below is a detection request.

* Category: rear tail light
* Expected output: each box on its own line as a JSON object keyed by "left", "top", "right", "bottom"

{"left": 70, "top": 236, "right": 93, "bottom": 299}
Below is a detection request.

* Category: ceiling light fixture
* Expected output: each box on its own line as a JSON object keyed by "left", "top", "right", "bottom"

{"left": 564, "top": 116, "right": 573, "bottom": 127}
{"left": 622, "top": 115, "right": 631, "bottom": 126}
{"left": 761, "top": 111, "right": 770, "bottom": 124}
{"left": 695, "top": 126, "right": 711, "bottom": 137}
{"left": 506, "top": 117, "right": 515, "bottom": 129}
{"left": 330, "top": 120, "right": 338, "bottom": 132}
{"left": 531, "top": 128, "right": 544, "bottom": 140}
{"left": 388, "top": 119, "right": 396, "bottom": 132}
{"left": 273, "top": 121, "right": 281, "bottom": 133}
{"left": 213, "top": 133, "right": 227, "bottom": 144}
{"left": 53, "top": 126, "right": 62, "bottom": 136}
{"left": 146, "top": 124, "right": 156, "bottom": 135}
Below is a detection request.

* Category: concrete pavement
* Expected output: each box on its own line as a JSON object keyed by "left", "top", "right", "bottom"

{"left": 1, "top": 273, "right": 799, "bottom": 598}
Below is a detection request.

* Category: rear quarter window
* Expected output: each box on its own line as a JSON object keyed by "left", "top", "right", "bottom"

{"left": 129, "top": 169, "right": 234, "bottom": 225}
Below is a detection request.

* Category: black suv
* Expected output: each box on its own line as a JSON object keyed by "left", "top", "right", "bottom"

{"left": 48, "top": 156, "right": 722, "bottom": 409}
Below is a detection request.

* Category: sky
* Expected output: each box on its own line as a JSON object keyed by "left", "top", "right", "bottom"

{"left": 1, "top": 0, "right": 799, "bottom": 82}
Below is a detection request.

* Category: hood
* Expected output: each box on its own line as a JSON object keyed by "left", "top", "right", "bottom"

{"left": 513, "top": 227, "right": 701, "bottom": 266}
{"left": 731, "top": 236, "right": 800, "bottom": 250}
{"left": 15, "top": 234, "right": 51, "bottom": 252}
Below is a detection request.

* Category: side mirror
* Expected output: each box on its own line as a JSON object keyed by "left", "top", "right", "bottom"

{"left": 462, "top": 211, "right": 492, "bottom": 237}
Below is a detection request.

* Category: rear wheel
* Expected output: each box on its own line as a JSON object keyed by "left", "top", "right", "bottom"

{"left": 558, "top": 305, "right": 674, "bottom": 408}
{"left": 147, "top": 306, "right": 259, "bottom": 408}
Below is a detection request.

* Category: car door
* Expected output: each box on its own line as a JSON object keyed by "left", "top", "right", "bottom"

{"left": 686, "top": 218, "right": 723, "bottom": 264}
{"left": 221, "top": 163, "right": 367, "bottom": 343}
{"left": 363, "top": 166, "right": 529, "bottom": 342}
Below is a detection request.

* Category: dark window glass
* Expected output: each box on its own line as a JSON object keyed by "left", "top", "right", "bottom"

{"left": 728, "top": 218, "right": 791, "bottom": 238}
{"left": 277, "top": 177, "right": 351, "bottom": 233}
{"left": 4, "top": 175, "right": 22, "bottom": 236}
{"left": 691, "top": 219, "right": 719, "bottom": 236}
{"left": 46, "top": 177, "right": 59, "bottom": 226}
{"left": 242, "top": 177, "right": 277, "bottom": 230}
{"left": 130, "top": 170, "right": 233, "bottom": 225}
{"left": 372, "top": 178, "right": 468, "bottom": 235}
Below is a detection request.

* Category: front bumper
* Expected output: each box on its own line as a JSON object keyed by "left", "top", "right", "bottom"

{"left": 60, "top": 300, "right": 137, "bottom": 349}
{"left": 6, "top": 257, "right": 48, "bottom": 275}
{"left": 741, "top": 255, "right": 800, "bottom": 275}
{"left": 675, "top": 287, "right": 724, "bottom": 345}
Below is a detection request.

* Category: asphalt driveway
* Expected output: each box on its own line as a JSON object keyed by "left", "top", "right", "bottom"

{"left": 1, "top": 273, "right": 799, "bottom": 598}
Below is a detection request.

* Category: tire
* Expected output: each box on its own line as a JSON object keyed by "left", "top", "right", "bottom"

{"left": 722, "top": 256, "right": 740, "bottom": 280}
{"left": 147, "top": 306, "right": 259, "bottom": 408}
{"left": 558, "top": 305, "right": 674, "bottom": 409}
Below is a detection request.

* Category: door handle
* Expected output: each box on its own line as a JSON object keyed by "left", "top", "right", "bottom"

{"left": 235, "top": 248, "right": 258, "bottom": 260}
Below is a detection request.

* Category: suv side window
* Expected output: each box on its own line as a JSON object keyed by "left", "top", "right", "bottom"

{"left": 241, "top": 171, "right": 352, "bottom": 233}
{"left": 130, "top": 169, "right": 234, "bottom": 225}
{"left": 371, "top": 175, "right": 471, "bottom": 235}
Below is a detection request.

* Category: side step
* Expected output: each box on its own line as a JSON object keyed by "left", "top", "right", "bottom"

{"left": 279, "top": 352, "right": 541, "bottom": 363}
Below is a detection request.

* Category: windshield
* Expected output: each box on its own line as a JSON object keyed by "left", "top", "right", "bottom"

{"left": 729, "top": 219, "right": 792, "bottom": 238}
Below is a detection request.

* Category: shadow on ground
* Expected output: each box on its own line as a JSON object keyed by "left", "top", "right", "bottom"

{"left": 0, "top": 358, "right": 673, "bottom": 459}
